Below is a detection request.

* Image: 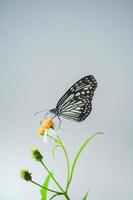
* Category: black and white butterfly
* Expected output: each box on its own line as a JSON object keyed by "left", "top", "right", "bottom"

{"left": 35, "top": 75, "right": 97, "bottom": 125}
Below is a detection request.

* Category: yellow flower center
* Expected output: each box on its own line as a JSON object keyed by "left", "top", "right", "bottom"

{"left": 37, "top": 128, "right": 45, "bottom": 136}
{"left": 41, "top": 118, "right": 54, "bottom": 130}
{"left": 37, "top": 118, "right": 54, "bottom": 136}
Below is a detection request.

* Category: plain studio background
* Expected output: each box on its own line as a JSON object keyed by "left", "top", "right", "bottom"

{"left": 0, "top": 1, "right": 133, "bottom": 200}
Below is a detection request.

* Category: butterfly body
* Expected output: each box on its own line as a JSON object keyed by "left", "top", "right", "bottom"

{"left": 49, "top": 108, "right": 58, "bottom": 116}
{"left": 50, "top": 75, "right": 97, "bottom": 122}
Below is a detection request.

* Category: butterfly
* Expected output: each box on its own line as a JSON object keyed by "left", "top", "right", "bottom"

{"left": 49, "top": 75, "right": 97, "bottom": 123}
{"left": 35, "top": 75, "right": 97, "bottom": 125}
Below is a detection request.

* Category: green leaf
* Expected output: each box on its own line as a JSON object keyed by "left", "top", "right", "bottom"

{"left": 82, "top": 191, "right": 89, "bottom": 200}
{"left": 52, "top": 144, "right": 61, "bottom": 158}
{"left": 40, "top": 173, "right": 52, "bottom": 200}
{"left": 69, "top": 132, "right": 104, "bottom": 185}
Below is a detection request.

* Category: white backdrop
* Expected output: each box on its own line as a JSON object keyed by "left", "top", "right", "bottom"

{"left": 0, "top": 1, "right": 133, "bottom": 200}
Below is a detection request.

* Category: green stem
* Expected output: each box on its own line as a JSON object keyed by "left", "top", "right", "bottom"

{"left": 64, "top": 192, "right": 70, "bottom": 200}
{"left": 30, "top": 180, "right": 60, "bottom": 194}
{"left": 57, "top": 135, "right": 70, "bottom": 191}
{"left": 49, "top": 193, "right": 59, "bottom": 200}
{"left": 47, "top": 134, "right": 56, "bottom": 141}
{"left": 40, "top": 160, "right": 64, "bottom": 193}
{"left": 49, "top": 192, "right": 70, "bottom": 200}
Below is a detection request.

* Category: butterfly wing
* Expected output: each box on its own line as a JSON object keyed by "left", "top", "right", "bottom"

{"left": 56, "top": 75, "right": 97, "bottom": 122}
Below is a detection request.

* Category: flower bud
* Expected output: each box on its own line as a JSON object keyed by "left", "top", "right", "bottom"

{"left": 31, "top": 148, "right": 43, "bottom": 162}
{"left": 20, "top": 169, "right": 32, "bottom": 181}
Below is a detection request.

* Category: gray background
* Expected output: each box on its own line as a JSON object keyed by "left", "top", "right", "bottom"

{"left": 0, "top": 0, "right": 133, "bottom": 200}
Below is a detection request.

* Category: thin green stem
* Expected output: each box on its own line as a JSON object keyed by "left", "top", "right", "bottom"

{"left": 47, "top": 133, "right": 70, "bottom": 191}
{"left": 40, "top": 160, "right": 64, "bottom": 193}
{"left": 64, "top": 192, "right": 70, "bottom": 200}
{"left": 47, "top": 134, "right": 56, "bottom": 141}
{"left": 49, "top": 192, "right": 70, "bottom": 200}
{"left": 30, "top": 180, "right": 59, "bottom": 194}
{"left": 57, "top": 135, "right": 70, "bottom": 191}
{"left": 31, "top": 179, "right": 70, "bottom": 200}
{"left": 49, "top": 193, "right": 59, "bottom": 200}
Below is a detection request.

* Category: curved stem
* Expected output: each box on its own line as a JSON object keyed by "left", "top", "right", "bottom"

{"left": 49, "top": 194, "right": 59, "bottom": 200}
{"left": 64, "top": 192, "right": 71, "bottom": 200}
{"left": 57, "top": 135, "right": 70, "bottom": 191}
{"left": 30, "top": 180, "right": 60, "bottom": 194}
{"left": 49, "top": 192, "right": 70, "bottom": 200}
{"left": 31, "top": 179, "right": 70, "bottom": 200}
{"left": 40, "top": 160, "right": 64, "bottom": 193}
{"left": 49, "top": 193, "right": 64, "bottom": 200}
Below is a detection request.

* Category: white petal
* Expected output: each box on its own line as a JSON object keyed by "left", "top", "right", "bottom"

{"left": 47, "top": 128, "right": 57, "bottom": 138}
{"left": 43, "top": 134, "right": 48, "bottom": 143}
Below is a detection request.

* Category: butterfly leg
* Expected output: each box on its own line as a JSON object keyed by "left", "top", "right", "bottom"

{"left": 43, "top": 111, "right": 49, "bottom": 119}
{"left": 58, "top": 116, "right": 62, "bottom": 130}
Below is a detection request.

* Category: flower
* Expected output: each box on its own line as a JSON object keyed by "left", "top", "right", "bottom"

{"left": 37, "top": 118, "right": 54, "bottom": 136}
{"left": 31, "top": 148, "right": 43, "bottom": 162}
{"left": 20, "top": 169, "right": 32, "bottom": 181}
{"left": 41, "top": 118, "right": 54, "bottom": 130}
{"left": 36, "top": 118, "right": 57, "bottom": 143}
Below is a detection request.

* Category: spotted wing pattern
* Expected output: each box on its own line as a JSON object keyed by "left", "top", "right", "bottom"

{"left": 56, "top": 75, "right": 97, "bottom": 122}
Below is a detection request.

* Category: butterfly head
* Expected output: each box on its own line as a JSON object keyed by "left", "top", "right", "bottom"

{"left": 49, "top": 108, "right": 58, "bottom": 116}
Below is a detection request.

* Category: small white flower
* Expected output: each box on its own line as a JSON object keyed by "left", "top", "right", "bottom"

{"left": 43, "top": 128, "right": 57, "bottom": 143}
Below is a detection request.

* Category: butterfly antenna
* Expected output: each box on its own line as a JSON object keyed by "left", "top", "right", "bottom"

{"left": 34, "top": 109, "right": 49, "bottom": 116}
